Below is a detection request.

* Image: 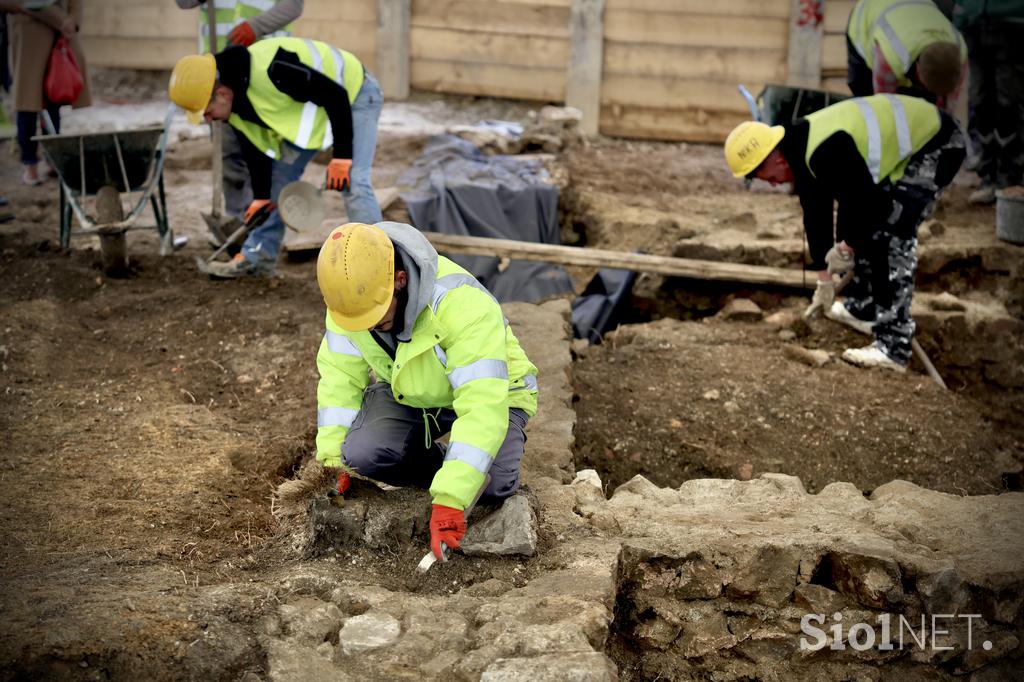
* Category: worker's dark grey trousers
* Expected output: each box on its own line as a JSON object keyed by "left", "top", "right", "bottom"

{"left": 843, "top": 118, "right": 965, "bottom": 366}
{"left": 341, "top": 382, "right": 529, "bottom": 501}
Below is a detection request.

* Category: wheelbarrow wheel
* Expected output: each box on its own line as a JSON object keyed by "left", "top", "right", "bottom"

{"left": 95, "top": 185, "right": 129, "bottom": 276}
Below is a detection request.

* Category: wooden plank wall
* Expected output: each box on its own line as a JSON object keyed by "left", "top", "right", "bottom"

{"left": 408, "top": 0, "right": 571, "bottom": 102}
{"left": 78, "top": 0, "right": 860, "bottom": 142}
{"left": 80, "top": 0, "right": 196, "bottom": 70}
{"left": 80, "top": 0, "right": 377, "bottom": 72}
{"left": 599, "top": 0, "right": 791, "bottom": 142}
{"left": 822, "top": 0, "right": 855, "bottom": 93}
{"left": 294, "top": 0, "right": 378, "bottom": 73}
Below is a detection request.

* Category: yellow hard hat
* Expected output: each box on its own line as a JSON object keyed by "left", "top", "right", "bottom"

{"left": 168, "top": 54, "right": 216, "bottom": 124}
{"left": 724, "top": 121, "right": 785, "bottom": 178}
{"left": 317, "top": 223, "right": 396, "bottom": 332}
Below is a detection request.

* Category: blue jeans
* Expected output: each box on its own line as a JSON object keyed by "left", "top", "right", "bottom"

{"left": 344, "top": 71, "right": 383, "bottom": 224}
{"left": 241, "top": 140, "right": 318, "bottom": 271}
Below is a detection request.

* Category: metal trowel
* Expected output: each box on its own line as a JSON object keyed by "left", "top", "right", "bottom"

{"left": 417, "top": 474, "right": 491, "bottom": 573}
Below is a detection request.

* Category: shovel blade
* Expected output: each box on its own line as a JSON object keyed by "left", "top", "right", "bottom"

{"left": 202, "top": 213, "right": 242, "bottom": 246}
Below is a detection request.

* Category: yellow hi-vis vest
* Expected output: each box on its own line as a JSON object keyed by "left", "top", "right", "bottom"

{"left": 198, "top": 0, "right": 294, "bottom": 53}
{"left": 805, "top": 94, "right": 941, "bottom": 184}
{"left": 314, "top": 256, "right": 539, "bottom": 511}
{"left": 228, "top": 37, "right": 365, "bottom": 160}
{"left": 847, "top": 0, "right": 967, "bottom": 88}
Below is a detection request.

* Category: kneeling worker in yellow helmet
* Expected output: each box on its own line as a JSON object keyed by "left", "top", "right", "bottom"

{"left": 724, "top": 95, "right": 965, "bottom": 372}
{"left": 315, "top": 222, "right": 539, "bottom": 560}
{"left": 168, "top": 38, "right": 383, "bottom": 278}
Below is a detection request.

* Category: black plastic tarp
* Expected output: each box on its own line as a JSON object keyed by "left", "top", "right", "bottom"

{"left": 399, "top": 135, "right": 575, "bottom": 303}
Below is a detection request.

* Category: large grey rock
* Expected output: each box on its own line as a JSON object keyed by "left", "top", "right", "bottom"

{"left": 338, "top": 610, "right": 402, "bottom": 655}
{"left": 462, "top": 495, "right": 538, "bottom": 557}
{"left": 277, "top": 598, "right": 344, "bottom": 648}
{"left": 265, "top": 640, "right": 348, "bottom": 682}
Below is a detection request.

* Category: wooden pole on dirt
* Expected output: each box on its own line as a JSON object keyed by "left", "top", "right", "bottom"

{"left": 206, "top": 3, "right": 224, "bottom": 223}
{"left": 419, "top": 232, "right": 814, "bottom": 289}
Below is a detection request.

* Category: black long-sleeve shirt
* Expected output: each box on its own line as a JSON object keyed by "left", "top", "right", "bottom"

{"left": 779, "top": 120, "right": 892, "bottom": 270}
{"left": 216, "top": 45, "right": 355, "bottom": 200}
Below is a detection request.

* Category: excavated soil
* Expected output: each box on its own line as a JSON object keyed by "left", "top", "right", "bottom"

{"left": 1, "top": 82, "right": 1022, "bottom": 676}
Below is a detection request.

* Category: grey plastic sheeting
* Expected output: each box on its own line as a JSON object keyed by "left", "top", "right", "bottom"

{"left": 399, "top": 135, "right": 575, "bottom": 303}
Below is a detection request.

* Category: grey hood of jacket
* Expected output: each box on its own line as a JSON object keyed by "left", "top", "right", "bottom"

{"left": 376, "top": 221, "right": 439, "bottom": 343}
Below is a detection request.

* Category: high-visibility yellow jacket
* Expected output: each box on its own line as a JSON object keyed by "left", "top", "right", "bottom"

{"left": 315, "top": 223, "right": 539, "bottom": 511}
{"left": 197, "top": 0, "right": 295, "bottom": 53}
{"left": 804, "top": 93, "right": 941, "bottom": 184}
{"left": 847, "top": 0, "right": 966, "bottom": 88}
{"left": 228, "top": 37, "right": 364, "bottom": 160}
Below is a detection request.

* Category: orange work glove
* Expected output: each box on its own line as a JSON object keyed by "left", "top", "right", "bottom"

{"left": 325, "top": 158, "right": 352, "bottom": 192}
{"left": 227, "top": 21, "right": 256, "bottom": 47}
{"left": 429, "top": 504, "right": 466, "bottom": 560}
{"left": 243, "top": 199, "right": 275, "bottom": 227}
{"left": 326, "top": 471, "right": 351, "bottom": 498}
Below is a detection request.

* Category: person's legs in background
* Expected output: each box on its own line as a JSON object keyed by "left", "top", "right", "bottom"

{"left": 16, "top": 105, "right": 60, "bottom": 186}
{"left": 344, "top": 72, "right": 383, "bottom": 224}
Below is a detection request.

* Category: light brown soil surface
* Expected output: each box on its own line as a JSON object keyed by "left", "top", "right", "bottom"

{"left": 1, "top": 79, "right": 1022, "bottom": 677}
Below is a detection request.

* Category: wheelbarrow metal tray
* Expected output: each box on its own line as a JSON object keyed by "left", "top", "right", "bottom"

{"left": 34, "top": 127, "right": 164, "bottom": 196}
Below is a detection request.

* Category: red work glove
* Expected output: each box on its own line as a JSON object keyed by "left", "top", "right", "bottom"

{"left": 429, "top": 504, "right": 466, "bottom": 560}
{"left": 327, "top": 471, "right": 351, "bottom": 498}
{"left": 227, "top": 21, "right": 256, "bottom": 47}
{"left": 325, "top": 158, "right": 352, "bottom": 192}
{"left": 244, "top": 199, "right": 275, "bottom": 227}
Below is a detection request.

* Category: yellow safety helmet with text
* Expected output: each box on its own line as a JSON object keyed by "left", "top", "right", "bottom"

{"left": 168, "top": 54, "right": 216, "bottom": 124}
{"left": 724, "top": 121, "right": 786, "bottom": 178}
{"left": 317, "top": 223, "right": 395, "bottom": 332}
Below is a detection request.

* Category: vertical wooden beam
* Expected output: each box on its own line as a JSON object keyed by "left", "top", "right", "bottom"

{"left": 786, "top": 0, "right": 824, "bottom": 88}
{"left": 565, "top": 0, "right": 605, "bottom": 137}
{"left": 377, "top": 0, "right": 411, "bottom": 99}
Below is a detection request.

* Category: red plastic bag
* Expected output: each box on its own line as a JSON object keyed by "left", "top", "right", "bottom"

{"left": 44, "top": 37, "right": 83, "bottom": 106}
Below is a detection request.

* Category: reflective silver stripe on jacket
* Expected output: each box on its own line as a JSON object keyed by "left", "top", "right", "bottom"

{"left": 321, "top": 45, "right": 347, "bottom": 149}
{"left": 430, "top": 273, "right": 498, "bottom": 313}
{"left": 445, "top": 441, "right": 493, "bottom": 474}
{"left": 448, "top": 358, "right": 508, "bottom": 389}
{"left": 882, "top": 94, "right": 913, "bottom": 159}
{"left": 295, "top": 39, "right": 324, "bottom": 148}
{"left": 853, "top": 98, "right": 884, "bottom": 183}
{"left": 325, "top": 330, "right": 363, "bottom": 357}
{"left": 318, "top": 406, "right": 358, "bottom": 428}
{"left": 511, "top": 374, "right": 538, "bottom": 391}
{"left": 873, "top": 0, "right": 937, "bottom": 69}
{"left": 434, "top": 345, "right": 448, "bottom": 368}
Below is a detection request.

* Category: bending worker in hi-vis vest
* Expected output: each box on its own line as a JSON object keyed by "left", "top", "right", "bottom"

{"left": 314, "top": 222, "right": 539, "bottom": 560}
{"left": 845, "top": 0, "right": 967, "bottom": 114}
{"left": 175, "top": 0, "right": 303, "bottom": 249}
{"left": 168, "top": 37, "right": 384, "bottom": 278}
{"left": 724, "top": 95, "right": 965, "bottom": 373}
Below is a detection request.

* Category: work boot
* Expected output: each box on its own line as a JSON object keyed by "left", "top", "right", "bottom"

{"left": 206, "top": 253, "right": 261, "bottom": 279}
{"left": 968, "top": 182, "right": 996, "bottom": 206}
{"left": 841, "top": 344, "right": 906, "bottom": 373}
{"left": 825, "top": 301, "right": 874, "bottom": 335}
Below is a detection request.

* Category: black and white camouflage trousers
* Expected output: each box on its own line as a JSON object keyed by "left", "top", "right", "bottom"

{"left": 843, "top": 233, "right": 917, "bottom": 366}
{"left": 841, "top": 118, "right": 964, "bottom": 366}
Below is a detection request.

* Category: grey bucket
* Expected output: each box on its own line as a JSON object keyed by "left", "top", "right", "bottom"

{"left": 996, "top": 189, "right": 1024, "bottom": 245}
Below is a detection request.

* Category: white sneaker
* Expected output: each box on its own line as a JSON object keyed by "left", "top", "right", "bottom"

{"left": 969, "top": 183, "right": 996, "bottom": 205}
{"left": 841, "top": 345, "right": 906, "bottom": 373}
{"left": 825, "top": 301, "right": 874, "bottom": 335}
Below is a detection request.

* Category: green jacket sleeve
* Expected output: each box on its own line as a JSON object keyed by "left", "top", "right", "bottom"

{"left": 315, "top": 316, "right": 371, "bottom": 468}
{"left": 428, "top": 287, "right": 512, "bottom": 510}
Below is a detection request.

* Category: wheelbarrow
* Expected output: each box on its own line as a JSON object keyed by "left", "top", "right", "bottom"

{"left": 737, "top": 82, "right": 849, "bottom": 126}
{"left": 33, "top": 106, "right": 176, "bottom": 275}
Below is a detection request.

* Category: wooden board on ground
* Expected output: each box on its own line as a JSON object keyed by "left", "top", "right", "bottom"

{"left": 421, "top": 232, "right": 814, "bottom": 289}
{"left": 281, "top": 187, "right": 401, "bottom": 253}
